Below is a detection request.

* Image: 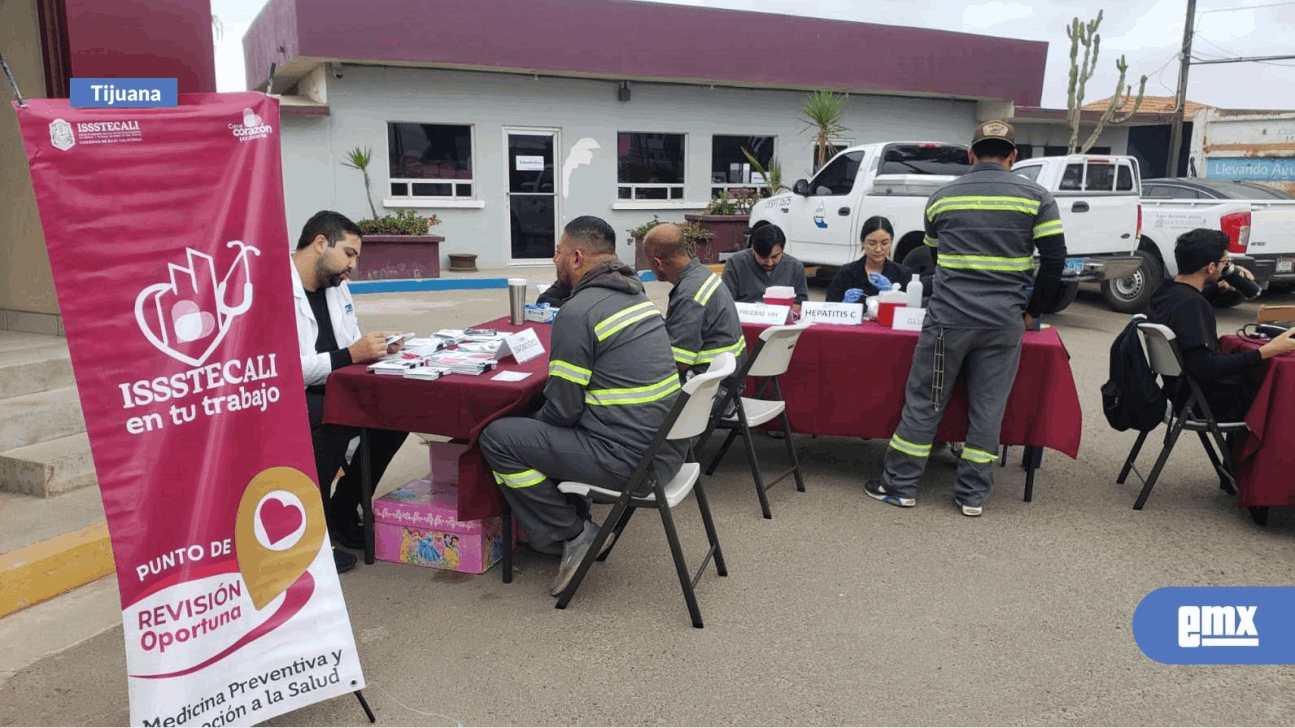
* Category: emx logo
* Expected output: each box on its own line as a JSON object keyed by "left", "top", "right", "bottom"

{"left": 1178, "top": 605, "right": 1258, "bottom": 648}
{"left": 1134, "top": 587, "right": 1294, "bottom": 664}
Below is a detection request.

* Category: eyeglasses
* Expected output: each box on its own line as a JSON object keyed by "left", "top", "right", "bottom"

{"left": 863, "top": 240, "right": 892, "bottom": 249}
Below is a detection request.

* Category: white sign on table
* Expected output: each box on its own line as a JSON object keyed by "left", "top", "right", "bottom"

{"left": 800, "top": 301, "right": 863, "bottom": 325}
{"left": 497, "top": 328, "right": 545, "bottom": 363}
{"left": 515, "top": 155, "right": 545, "bottom": 171}
{"left": 736, "top": 302, "right": 790, "bottom": 325}
{"left": 892, "top": 307, "right": 927, "bottom": 332}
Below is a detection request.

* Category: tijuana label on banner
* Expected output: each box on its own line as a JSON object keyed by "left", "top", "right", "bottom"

{"left": 497, "top": 328, "right": 545, "bottom": 364}
{"left": 736, "top": 302, "right": 790, "bottom": 325}
{"left": 800, "top": 301, "right": 863, "bottom": 325}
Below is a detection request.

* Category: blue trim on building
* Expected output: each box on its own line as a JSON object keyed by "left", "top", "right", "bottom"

{"left": 348, "top": 277, "right": 509, "bottom": 294}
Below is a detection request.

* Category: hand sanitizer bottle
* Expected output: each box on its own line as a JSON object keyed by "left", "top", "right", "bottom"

{"left": 907, "top": 274, "right": 924, "bottom": 309}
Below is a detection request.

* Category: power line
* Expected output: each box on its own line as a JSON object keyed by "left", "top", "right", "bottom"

{"left": 1193, "top": 34, "right": 1295, "bottom": 66}
{"left": 1197, "top": 0, "right": 1295, "bottom": 16}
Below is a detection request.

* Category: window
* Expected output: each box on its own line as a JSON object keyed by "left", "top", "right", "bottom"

{"left": 809, "top": 151, "right": 865, "bottom": 196}
{"left": 1144, "top": 184, "right": 1200, "bottom": 199}
{"left": 618, "top": 132, "right": 685, "bottom": 200}
{"left": 1116, "top": 165, "right": 1135, "bottom": 191}
{"left": 878, "top": 144, "right": 970, "bottom": 176}
{"left": 1044, "top": 146, "right": 1068, "bottom": 158}
{"left": 1015, "top": 144, "right": 1034, "bottom": 161}
{"left": 387, "top": 123, "right": 474, "bottom": 199}
{"left": 1014, "top": 165, "right": 1043, "bottom": 183}
{"left": 711, "top": 135, "right": 774, "bottom": 197}
{"left": 812, "top": 141, "right": 851, "bottom": 173}
{"left": 1060, "top": 164, "right": 1083, "bottom": 190}
{"left": 1085, "top": 163, "right": 1116, "bottom": 191}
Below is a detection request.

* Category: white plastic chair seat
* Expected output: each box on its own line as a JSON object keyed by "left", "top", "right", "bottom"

{"left": 720, "top": 397, "right": 786, "bottom": 427}
{"left": 558, "top": 463, "right": 701, "bottom": 509}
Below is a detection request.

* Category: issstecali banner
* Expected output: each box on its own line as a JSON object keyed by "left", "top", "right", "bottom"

{"left": 14, "top": 93, "right": 363, "bottom": 727}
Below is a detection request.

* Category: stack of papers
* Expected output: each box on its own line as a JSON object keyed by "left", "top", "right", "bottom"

{"left": 367, "top": 359, "right": 421, "bottom": 375}
{"left": 402, "top": 337, "right": 446, "bottom": 356}
{"left": 404, "top": 366, "right": 452, "bottom": 381}
{"left": 427, "top": 351, "right": 498, "bottom": 375}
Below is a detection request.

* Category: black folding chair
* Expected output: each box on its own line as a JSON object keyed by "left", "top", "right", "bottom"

{"left": 551, "top": 352, "right": 737, "bottom": 628}
{"left": 1117, "top": 321, "right": 1250, "bottom": 513}
{"left": 696, "top": 321, "right": 810, "bottom": 519}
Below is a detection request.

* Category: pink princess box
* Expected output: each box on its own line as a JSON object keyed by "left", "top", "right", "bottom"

{"left": 373, "top": 478, "right": 504, "bottom": 574}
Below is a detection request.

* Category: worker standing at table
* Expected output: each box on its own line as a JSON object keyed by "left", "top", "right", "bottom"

{"left": 721, "top": 224, "right": 809, "bottom": 306}
{"left": 644, "top": 223, "right": 746, "bottom": 414}
{"left": 291, "top": 210, "right": 409, "bottom": 572}
{"left": 865, "top": 121, "right": 1066, "bottom": 517}
{"left": 480, "top": 216, "right": 685, "bottom": 596}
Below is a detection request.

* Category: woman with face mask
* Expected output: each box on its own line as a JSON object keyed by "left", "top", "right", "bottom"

{"left": 826, "top": 216, "right": 913, "bottom": 303}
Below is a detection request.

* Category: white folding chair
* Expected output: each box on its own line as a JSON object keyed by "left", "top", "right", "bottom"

{"left": 1117, "top": 321, "right": 1250, "bottom": 512}
{"left": 552, "top": 353, "right": 737, "bottom": 628}
{"left": 697, "top": 320, "right": 811, "bottom": 519}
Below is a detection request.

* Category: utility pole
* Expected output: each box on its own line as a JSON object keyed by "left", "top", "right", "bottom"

{"left": 1165, "top": 0, "right": 1196, "bottom": 179}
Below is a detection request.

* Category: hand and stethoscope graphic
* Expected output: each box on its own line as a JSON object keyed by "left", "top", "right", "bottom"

{"left": 134, "top": 241, "right": 262, "bottom": 367}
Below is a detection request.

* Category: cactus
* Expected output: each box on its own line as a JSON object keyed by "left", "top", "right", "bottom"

{"left": 1065, "top": 11, "right": 1148, "bottom": 154}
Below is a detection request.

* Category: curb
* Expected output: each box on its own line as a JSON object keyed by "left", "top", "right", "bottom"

{"left": 0, "top": 522, "right": 115, "bottom": 618}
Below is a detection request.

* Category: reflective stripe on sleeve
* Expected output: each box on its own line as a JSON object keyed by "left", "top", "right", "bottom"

{"left": 672, "top": 346, "right": 698, "bottom": 366}
{"left": 549, "top": 359, "right": 592, "bottom": 386}
{"left": 888, "top": 435, "right": 932, "bottom": 458}
{"left": 924, "top": 235, "right": 938, "bottom": 247}
{"left": 584, "top": 374, "right": 681, "bottom": 407}
{"left": 694, "top": 274, "right": 723, "bottom": 305}
{"left": 926, "top": 195, "right": 1041, "bottom": 220}
{"left": 1033, "top": 219, "right": 1064, "bottom": 239}
{"left": 938, "top": 253, "right": 1034, "bottom": 272}
{"left": 594, "top": 301, "right": 661, "bottom": 341}
{"left": 695, "top": 338, "right": 745, "bottom": 364}
{"left": 493, "top": 469, "right": 547, "bottom": 489}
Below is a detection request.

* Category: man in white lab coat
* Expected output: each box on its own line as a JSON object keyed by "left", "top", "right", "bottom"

{"left": 292, "top": 211, "right": 408, "bottom": 572}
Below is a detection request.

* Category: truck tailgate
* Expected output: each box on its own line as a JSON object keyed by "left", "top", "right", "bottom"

{"left": 1248, "top": 201, "right": 1295, "bottom": 257}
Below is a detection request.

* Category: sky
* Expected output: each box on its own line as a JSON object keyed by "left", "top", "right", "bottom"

{"left": 212, "top": 0, "right": 1295, "bottom": 110}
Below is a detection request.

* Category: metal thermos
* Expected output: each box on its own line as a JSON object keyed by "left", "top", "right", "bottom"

{"left": 1222, "top": 262, "right": 1262, "bottom": 300}
{"left": 508, "top": 278, "right": 527, "bottom": 324}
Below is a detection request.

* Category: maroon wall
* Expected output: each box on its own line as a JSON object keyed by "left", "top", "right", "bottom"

{"left": 245, "top": 0, "right": 1047, "bottom": 105}
{"left": 63, "top": 0, "right": 216, "bottom": 93}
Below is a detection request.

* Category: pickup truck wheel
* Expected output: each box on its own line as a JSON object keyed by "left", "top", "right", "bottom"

{"left": 1045, "top": 281, "right": 1080, "bottom": 314}
{"left": 1101, "top": 251, "right": 1162, "bottom": 313}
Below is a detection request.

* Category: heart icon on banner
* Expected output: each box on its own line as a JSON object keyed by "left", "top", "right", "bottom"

{"left": 259, "top": 497, "right": 304, "bottom": 545}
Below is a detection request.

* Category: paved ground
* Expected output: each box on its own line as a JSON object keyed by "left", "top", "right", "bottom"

{"left": 4, "top": 277, "right": 1295, "bottom": 727}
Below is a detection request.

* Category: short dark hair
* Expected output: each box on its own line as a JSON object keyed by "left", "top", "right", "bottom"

{"left": 1174, "top": 228, "right": 1230, "bottom": 275}
{"left": 750, "top": 224, "right": 786, "bottom": 257}
{"left": 297, "top": 210, "right": 361, "bottom": 250}
{"left": 971, "top": 139, "right": 1016, "bottom": 161}
{"left": 859, "top": 216, "right": 894, "bottom": 242}
{"left": 563, "top": 215, "right": 616, "bottom": 255}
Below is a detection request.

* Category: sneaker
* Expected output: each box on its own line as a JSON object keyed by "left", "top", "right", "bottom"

{"left": 956, "top": 499, "right": 983, "bottom": 517}
{"left": 329, "top": 519, "right": 366, "bottom": 551}
{"left": 864, "top": 479, "right": 915, "bottom": 508}
{"left": 333, "top": 548, "right": 357, "bottom": 574}
{"left": 529, "top": 522, "right": 617, "bottom": 558}
{"left": 550, "top": 521, "right": 599, "bottom": 597}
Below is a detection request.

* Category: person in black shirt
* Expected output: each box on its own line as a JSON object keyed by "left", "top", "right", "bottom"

{"left": 1147, "top": 228, "right": 1295, "bottom": 421}
{"left": 826, "top": 216, "right": 924, "bottom": 303}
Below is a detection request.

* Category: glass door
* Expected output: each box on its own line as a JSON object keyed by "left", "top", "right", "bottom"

{"left": 506, "top": 130, "right": 557, "bottom": 261}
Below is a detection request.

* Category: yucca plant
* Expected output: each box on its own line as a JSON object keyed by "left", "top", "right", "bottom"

{"left": 741, "top": 148, "right": 786, "bottom": 197}
{"left": 801, "top": 90, "right": 849, "bottom": 169}
{"left": 341, "top": 146, "right": 380, "bottom": 221}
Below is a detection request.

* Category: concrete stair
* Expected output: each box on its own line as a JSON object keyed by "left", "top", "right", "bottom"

{"left": 0, "top": 433, "right": 97, "bottom": 498}
{"left": 0, "top": 387, "right": 86, "bottom": 455}
{"left": 0, "top": 333, "right": 90, "bottom": 499}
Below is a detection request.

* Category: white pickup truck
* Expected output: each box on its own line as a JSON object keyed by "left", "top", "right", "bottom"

{"left": 749, "top": 143, "right": 1143, "bottom": 312}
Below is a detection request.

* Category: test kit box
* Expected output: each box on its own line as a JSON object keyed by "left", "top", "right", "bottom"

{"left": 373, "top": 478, "right": 504, "bottom": 574}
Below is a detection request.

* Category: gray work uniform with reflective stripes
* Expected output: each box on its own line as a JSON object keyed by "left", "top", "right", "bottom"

{"left": 480, "top": 262, "right": 686, "bottom": 549}
{"left": 881, "top": 162, "right": 1066, "bottom": 507}
{"left": 666, "top": 259, "right": 747, "bottom": 389}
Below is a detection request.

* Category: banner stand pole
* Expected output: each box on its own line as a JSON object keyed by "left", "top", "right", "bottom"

{"left": 0, "top": 53, "right": 27, "bottom": 106}
{"left": 354, "top": 690, "right": 376, "bottom": 723}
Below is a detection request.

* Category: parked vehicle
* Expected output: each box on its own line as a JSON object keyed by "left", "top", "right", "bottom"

{"left": 1125, "top": 178, "right": 1291, "bottom": 311}
{"left": 747, "top": 144, "right": 1144, "bottom": 313}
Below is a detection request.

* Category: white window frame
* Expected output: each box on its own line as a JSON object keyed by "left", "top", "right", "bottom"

{"left": 616, "top": 131, "right": 687, "bottom": 202}
{"left": 383, "top": 122, "right": 478, "bottom": 207}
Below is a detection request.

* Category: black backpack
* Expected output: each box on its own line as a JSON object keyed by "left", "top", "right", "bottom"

{"left": 1101, "top": 315, "right": 1168, "bottom": 432}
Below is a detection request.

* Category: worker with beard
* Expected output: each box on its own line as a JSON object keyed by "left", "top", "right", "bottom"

{"left": 480, "top": 215, "right": 685, "bottom": 597}
{"left": 291, "top": 210, "right": 409, "bottom": 573}
{"left": 721, "top": 223, "right": 808, "bottom": 306}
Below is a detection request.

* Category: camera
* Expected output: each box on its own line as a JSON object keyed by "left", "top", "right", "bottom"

{"left": 1221, "top": 262, "right": 1262, "bottom": 300}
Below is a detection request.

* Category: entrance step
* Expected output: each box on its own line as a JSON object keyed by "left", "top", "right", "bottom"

{"left": 0, "top": 341, "right": 73, "bottom": 400}
{"left": 0, "top": 387, "right": 85, "bottom": 453}
{"left": 0, "top": 433, "right": 97, "bottom": 497}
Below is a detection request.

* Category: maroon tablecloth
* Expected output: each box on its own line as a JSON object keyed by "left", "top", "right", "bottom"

{"left": 1219, "top": 335, "right": 1295, "bottom": 507}
{"left": 323, "top": 317, "right": 549, "bottom": 520}
{"left": 741, "top": 321, "right": 1082, "bottom": 458}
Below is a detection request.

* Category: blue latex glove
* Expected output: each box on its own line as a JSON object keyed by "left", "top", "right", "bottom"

{"left": 868, "top": 272, "right": 893, "bottom": 291}
{"left": 842, "top": 288, "right": 864, "bottom": 304}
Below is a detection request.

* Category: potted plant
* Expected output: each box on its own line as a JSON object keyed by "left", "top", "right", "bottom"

{"left": 341, "top": 147, "right": 445, "bottom": 280}
{"left": 685, "top": 188, "right": 759, "bottom": 263}
{"left": 628, "top": 216, "right": 713, "bottom": 271}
